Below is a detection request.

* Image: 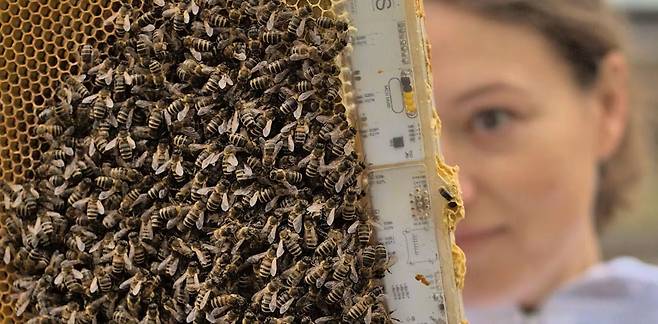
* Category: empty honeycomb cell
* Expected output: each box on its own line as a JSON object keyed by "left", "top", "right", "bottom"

{"left": 7, "top": 129, "right": 17, "bottom": 141}
{"left": 18, "top": 76, "right": 29, "bottom": 88}
{"left": 41, "top": 17, "right": 52, "bottom": 30}
{"left": 33, "top": 94, "right": 45, "bottom": 106}
{"left": 17, "top": 122, "right": 27, "bottom": 133}
{"left": 5, "top": 116, "right": 15, "bottom": 129}
{"left": 90, "top": 5, "right": 102, "bottom": 16}
{"left": 9, "top": 15, "right": 21, "bottom": 29}
{"left": 21, "top": 32, "right": 33, "bottom": 45}
{"left": 7, "top": 72, "right": 18, "bottom": 84}
{"left": 42, "top": 87, "right": 52, "bottom": 99}
{"left": 52, "top": 21, "right": 63, "bottom": 35}
{"left": 37, "top": 63, "right": 48, "bottom": 76}
{"left": 72, "top": 19, "right": 83, "bottom": 31}
{"left": 9, "top": 142, "right": 20, "bottom": 154}
{"left": 0, "top": 83, "right": 8, "bottom": 93}
{"left": 58, "top": 60, "right": 70, "bottom": 71}
{"left": 34, "top": 38, "right": 44, "bottom": 51}
{"left": 29, "top": 81, "right": 40, "bottom": 93}
{"left": 28, "top": 138, "right": 39, "bottom": 149}
{"left": 46, "top": 54, "right": 57, "bottom": 67}
{"left": 0, "top": 0, "right": 8, "bottom": 10}
{"left": 30, "top": 150, "right": 40, "bottom": 160}
{"left": 20, "top": 91, "right": 31, "bottom": 103}
{"left": 75, "top": 31, "right": 85, "bottom": 42}
{"left": 2, "top": 106, "right": 14, "bottom": 117}
{"left": 29, "top": 13, "right": 42, "bottom": 26}
{"left": 25, "top": 113, "right": 34, "bottom": 124}
{"left": 1, "top": 32, "right": 13, "bottom": 47}
{"left": 14, "top": 54, "right": 26, "bottom": 66}
{"left": 82, "top": 24, "right": 94, "bottom": 35}
{"left": 5, "top": 50, "right": 16, "bottom": 63}
{"left": 61, "top": 14, "right": 72, "bottom": 27}
{"left": 81, "top": 11, "right": 93, "bottom": 24}
{"left": 25, "top": 58, "right": 37, "bottom": 70}
{"left": 59, "top": 1, "right": 72, "bottom": 14}
{"left": 47, "top": 68, "right": 59, "bottom": 79}
{"left": 12, "top": 165, "right": 22, "bottom": 176}
{"left": 23, "top": 103, "right": 33, "bottom": 114}
{"left": 0, "top": 93, "right": 10, "bottom": 105}
{"left": 17, "top": 0, "right": 29, "bottom": 6}
{"left": 17, "top": 66, "right": 28, "bottom": 78}
{"left": 12, "top": 39, "right": 24, "bottom": 53}
{"left": 0, "top": 13, "right": 9, "bottom": 25}
{"left": 24, "top": 46, "right": 35, "bottom": 59}
{"left": 18, "top": 8, "right": 30, "bottom": 21}
{"left": 24, "top": 168, "right": 34, "bottom": 180}
{"left": 53, "top": 34, "right": 65, "bottom": 47}
{"left": 1, "top": 305, "right": 11, "bottom": 317}
{"left": 65, "top": 39, "right": 77, "bottom": 51}
{"left": 9, "top": 86, "right": 20, "bottom": 97}
{"left": 55, "top": 47, "right": 66, "bottom": 59}
{"left": 81, "top": 0, "right": 92, "bottom": 11}
{"left": 7, "top": 3, "right": 18, "bottom": 16}
{"left": 0, "top": 133, "right": 7, "bottom": 147}
{"left": 1, "top": 294, "right": 9, "bottom": 304}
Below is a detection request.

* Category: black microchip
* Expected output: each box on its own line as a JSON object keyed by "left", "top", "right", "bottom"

{"left": 391, "top": 136, "right": 404, "bottom": 148}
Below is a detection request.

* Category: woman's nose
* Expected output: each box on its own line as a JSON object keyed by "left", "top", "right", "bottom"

{"left": 457, "top": 170, "right": 476, "bottom": 206}
{"left": 441, "top": 138, "right": 476, "bottom": 205}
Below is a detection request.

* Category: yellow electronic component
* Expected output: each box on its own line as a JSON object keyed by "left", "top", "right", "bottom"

{"left": 401, "top": 71, "right": 418, "bottom": 115}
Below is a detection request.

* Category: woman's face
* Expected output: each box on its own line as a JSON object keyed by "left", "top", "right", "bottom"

{"left": 426, "top": 4, "right": 627, "bottom": 306}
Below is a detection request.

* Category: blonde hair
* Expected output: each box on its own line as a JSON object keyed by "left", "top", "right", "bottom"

{"left": 433, "top": 0, "right": 649, "bottom": 229}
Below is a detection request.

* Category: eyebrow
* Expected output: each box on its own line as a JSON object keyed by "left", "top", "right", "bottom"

{"left": 451, "top": 82, "right": 529, "bottom": 105}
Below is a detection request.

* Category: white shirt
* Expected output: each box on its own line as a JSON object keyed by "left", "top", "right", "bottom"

{"left": 466, "top": 257, "right": 658, "bottom": 324}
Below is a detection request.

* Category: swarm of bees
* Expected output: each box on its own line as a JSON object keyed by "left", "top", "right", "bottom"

{"left": 1, "top": 0, "right": 396, "bottom": 323}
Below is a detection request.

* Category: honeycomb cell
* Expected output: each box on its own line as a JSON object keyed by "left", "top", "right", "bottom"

{"left": 61, "top": 14, "right": 72, "bottom": 27}
{"left": 30, "top": 150, "right": 40, "bottom": 160}
{"left": 75, "top": 31, "right": 85, "bottom": 42}
{"left": 18, "top": 8, "right": 30, "bottom": 21}
{"left": 34, "top": 38, "right": 45, "bottom": 51}
{"left": 20, "top": 90, "right": 31, "bottom": 103}
{"left": 46, "top": 54, "right": 57, "bottom": 67}
{"left": 59, "top": 1, "right": 72, "bottom": 14}
{"left": 0, "top": 12, "right": 9, "bottom": 25}
{"left": 25, "top": 58, "right": 37, "bottom": 71}
{"left": 18, "top": 77, "right": 29, "bottom": 89}
{"left": 53, "top": 34, "right": 65, "bottom": 47}
{"left": 1, "top": 31, "right": 12, "bottom": 46}
{"left": 23, "top": 103, "right": 33, "bottom": 114}
{"left": 2, "top": 105, "right": 13, "bottom": 117}
{"left": 17, "top": 66, "right": 28, "bottom": 78}
{"left": 12, "top": 165, "right": 22, "bottom": 176}
{"left": 0, "top": 83, "right": 8, "bottom": 93}
{"left": 12, "top": 38, "right": 24, "bottom": 53}
{"left": 7, "top": 72, "right": 18, "bottom": 84}
{"left": 14, "top": 54, "right": 25, "bottom": 66}
{"left": 8, "top": 16, "right": 21, "bottom": 30}
{"left": 17, "top": 0, "right": 29, "bottom": 6}
{"left": 7, "top": 2, "right": 19, "bottom": 15}
{"left": 42, "top": 16, "right": 53, "bottom": 30}
{"left": 1, "top": 172, "right": 12, "bottom": 183}
{"left": 4, "top": 50, "right": 16, "bottom": 63}
{"left": 0, "top": 0, "right": 8, "bottom": 11}
{"left": 24, "top": 46, "right": 35, "bottom": 59}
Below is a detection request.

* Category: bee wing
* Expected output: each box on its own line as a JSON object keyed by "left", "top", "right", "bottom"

{"left": 32, "top": 216, "right": 42, "bottom": 234}
{"left": 267, "top": 11, "right": 277, "bottom": 30}
{"left": 249, "top": 192, "right": 258, "bottom": 207}
{"left": 276, "top": 240, "right": 285, "bottom": 258}
{"left": 269, "top": 290, "right": 278, "bottom": 312}
{"left": 327, "top": 207, "right": 336, "bottom": 226}
{"left": 270, "top": 258, "right": 277, "bottom": 277}
{"left": 175, "top": 161, "right": 184, "bottom": 176}
{"left": 82, "top": 93, "right": 99, "bottom": 104}
{"left": 263, "top": 119, "right": 273, "bottom": 137}
{"left": 230, "top": 111, "right": 240, "bottom": 133}
{"left": 297, "top": 18, "right": 307, "bottom": 37}
{"left": 293, "top": 103, "right": 303, "bottom": 119}
{"left": 335, "top": 174, "right": 347, "bottom": 193}
{"left": 154, "top": 0, "right": 165, "bottom": 6}
{"left": 246, "top": 251, "right": 267, "bottom": 264}
{"left": 104, "top": 138, "right": 118, "bottom": 152}
{"left": 202, "top": 152, "right": 221, "bottom": 169}
{"left": 75, "top": 236, "right": 86, "bottom": 251}
{"left": 185, "top": 308, "right": 197, "bottom": 324}
{"left": 132, "top": 280, "right": 143, "bottom": 295}
{"left": 123, "top": 15, "right": 131, "bottom": 31}
{"left": 89, "top": 240, "right": 103, "bottom": 253}
{"left": 54, "top": 272, "right": 64, "bottom": 285}
{"left": 279, "top": 297, "right": 295, "bottom": 315}
{"left": 72, "top": 269, "right": 84, "bottom": 279}
{"left": 348, "top": 220, "right": 359, "bottom": 234}
{"left": 364, "top": 306, "right": 373, "bottom": 324}
{"left": 190, "top": 48, "right": 202, "bottom": 61}
{"left": 293, "top": 213, "right": 303, "bottom": 233}
{"left": 3, "top": 247, "right": 10, "bottom": 265}
{"left": 221, "top": 192, "right": 230, "bottom": 211}
{"left": 268, "top": 225, "right": 278, "bottom": 244}
{"left": 90, "top": 276, "right": 99, "bottom": 293}
{"left": 196, "top": 211, "right": 205, "bottom": 230}
{"left": 316, "top": 272, "right": 328, "bottom": 288}
{"left": 177, "top": 104, "right": 190, "bottom": 121}
{"left": 203, "top": 21, "right": 213, "bottom": 37}
{"left": 73, "top": 197, "right": 90, "bottom": 210}
{"left": 164, "top": 110, "right": 173, "bottom": 125}
{"left": 126, "top": 135, "right": 136, "bottom": 149}
{"left": 173, "top": 273, "right": 186, "bottom": 288}
{"left": 227, "top": 154, "right": 238, "bottom": 167}
{"left": 287, "top": 135, "right": 295, "bottom": 152}
{"left": 199, "top": 288, "right": 211, "bottom": 310}
{"left": 123, "top": 254, "right": 133, "bottom": 271}
{"left": 97, "top": 200, "right": 105, "bottom": 215}
{"left": 183, "top": 10, "right": 190, "bottom": 24}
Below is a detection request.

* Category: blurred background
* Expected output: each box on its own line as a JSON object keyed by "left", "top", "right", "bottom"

{"left": 602, "top": 0, "right": 658, "bottom": 264}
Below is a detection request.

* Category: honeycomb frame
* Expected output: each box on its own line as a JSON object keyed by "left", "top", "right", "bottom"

{"left": 0, "top": 0, "right": 351, "bottom": 321}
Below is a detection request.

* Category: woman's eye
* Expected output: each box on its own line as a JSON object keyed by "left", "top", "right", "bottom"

{"left": 471, "top": 109, "right": 512, "bottom": 132}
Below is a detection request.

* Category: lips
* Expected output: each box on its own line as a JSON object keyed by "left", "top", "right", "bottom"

{"left": 456, "top": 225, "right": 507, "bottom": 247}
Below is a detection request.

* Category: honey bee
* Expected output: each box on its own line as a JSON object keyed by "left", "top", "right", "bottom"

{"left": 286, "top": 5, "right": 313, "bottom": 39}
{"left": 316, "top": 229, "right": 343, "bottom": 258}
{"left": 281, "top": 258, "right": 309, "bottom": 287}
{"left": 54, "top": 260, "right": 84, "bottom": 293}
{"left": 103, "top": 240, "right": 133, "bottom": 276}
{"left": 250, "top": 75, "right": 273, "bottom": 90}
{"left": 304, "top": 259, "right": 332, "bottom": 288}
{"left": 344, "top": 292, "right": 378, "bottom": 322}
{"left": 278, "top": 228, "right": 302, "bottom": 258}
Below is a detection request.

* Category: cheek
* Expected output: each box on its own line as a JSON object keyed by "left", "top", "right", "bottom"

{"left": 488, "top": 118, "right": 599, "bottom": 253}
